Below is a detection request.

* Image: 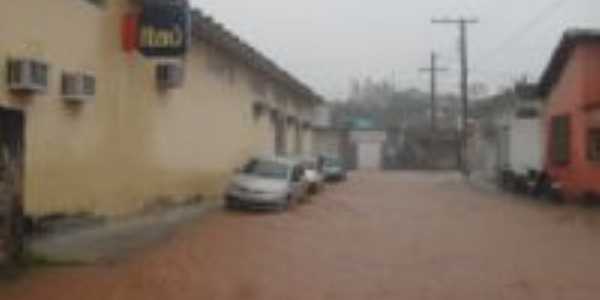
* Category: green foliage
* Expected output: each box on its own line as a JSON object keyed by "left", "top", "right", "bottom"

{"left": 18, "top": 249, "right": 85, "bottom": 268}
{"left": 84, "top": 0, "right": 106, "bottom": 7}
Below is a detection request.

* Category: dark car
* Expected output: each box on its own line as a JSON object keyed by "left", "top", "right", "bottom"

{"left": 321, "top": 156, "right": 347, "bottom": 182}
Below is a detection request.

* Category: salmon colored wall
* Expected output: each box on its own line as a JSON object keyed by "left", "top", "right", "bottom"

{"left": 576, "top": 44, "right": 600, "bottom": 196}
{"left": 582, "top": 44, "right": 600, "bottom": 106}
{"left": 545, "top": 43, "right": 600, "bottom": 199}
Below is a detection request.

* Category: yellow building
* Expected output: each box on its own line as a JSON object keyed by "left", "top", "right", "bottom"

{"left": 0, "top": 0, "right": 322, "bottom": 217}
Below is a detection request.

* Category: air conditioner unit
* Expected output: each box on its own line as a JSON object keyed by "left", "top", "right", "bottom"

{"left": 7, "top": 58, "right": 49, "bottom": 93}
{"left": 156, "top": 63, "right": 183, "bottom": 89}
{"left": 62, "top": 72, "right": 96, "bottom": 102}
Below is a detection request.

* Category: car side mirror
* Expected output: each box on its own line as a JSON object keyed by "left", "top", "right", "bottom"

{"left": 291, "top": 170, "right": 303, "bottom": 182}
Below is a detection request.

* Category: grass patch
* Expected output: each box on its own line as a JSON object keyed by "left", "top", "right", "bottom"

{"left": 18, "top": 249, "right": 86, "bottom": 268}
{"left": 0, "top": 250, "right": 87, "bottom": 281}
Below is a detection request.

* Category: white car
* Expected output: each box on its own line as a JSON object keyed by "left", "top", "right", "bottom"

{"left": 225, "top": 156, "right": 309, "bottom": 211}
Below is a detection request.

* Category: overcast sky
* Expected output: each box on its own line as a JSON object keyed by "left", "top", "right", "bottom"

{"left": 191, "top": 0, "right": 598, "bottom": 99}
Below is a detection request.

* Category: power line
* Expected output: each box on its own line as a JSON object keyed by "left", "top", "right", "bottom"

{"left": 475, "top": 0, "right": 567, "bottom": 64}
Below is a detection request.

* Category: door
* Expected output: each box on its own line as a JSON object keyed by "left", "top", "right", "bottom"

{"left": 357, "top": 142, "right": 382, "bottom": 170}
{"left": 0, "top": 108, "right": 25, "bottom": 265}
{"left": 273, "top": 114, "right": 286, "bottom": 155}
{"left": 295, "top": 125, "right": 303, "bottom": 155}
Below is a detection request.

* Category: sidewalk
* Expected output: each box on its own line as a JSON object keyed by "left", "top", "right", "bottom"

{"left": 29, "top": 201, "right": 220, "bottom": 263}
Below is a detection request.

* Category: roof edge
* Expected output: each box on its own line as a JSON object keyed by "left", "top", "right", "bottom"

{"left": 190, "top": 9, "right": 324, "bottom": 104}
{"left": 538, "top": 28, "right": 600, "bottom": 98}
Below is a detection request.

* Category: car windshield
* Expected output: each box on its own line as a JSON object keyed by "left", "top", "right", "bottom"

{"left": 242, "top": 159, "right": 289, "bottom": 180}
{"left": 323, "top": 158, "right": 340, "bottom": 168}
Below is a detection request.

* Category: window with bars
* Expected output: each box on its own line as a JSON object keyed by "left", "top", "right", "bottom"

{"left": 550, "top": 115, "right": 571, "bottom": 166}
{"left": 588, "top": 129, "right": 600, "bottom": 162}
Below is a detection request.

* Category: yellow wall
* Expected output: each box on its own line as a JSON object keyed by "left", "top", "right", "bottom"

{"left": 0, "top": 0, "right": 318, "bottom": 217}
{"left": 313, "top": 129, "right": 342, "bottom": 158}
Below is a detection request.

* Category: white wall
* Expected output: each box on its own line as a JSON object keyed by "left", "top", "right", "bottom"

{"left": 509, "top": 118, "right": 543, "bottom": 174}
{"left": 357, "top": 142, "right": 382, "bottom": 170}
{"left": 351, "top": 130, "right": 386, "bottom": 170}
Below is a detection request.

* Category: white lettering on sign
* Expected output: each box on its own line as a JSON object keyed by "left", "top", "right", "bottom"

{"left": 139, "top": 25, "right": 184, "bottom": 49}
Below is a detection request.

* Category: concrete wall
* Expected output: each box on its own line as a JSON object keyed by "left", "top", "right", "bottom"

{"left": 313, "top": 128, "right": 342, "bottom": 158}
{"left": 0, "top": 0, "right": 318, "bottom": 217}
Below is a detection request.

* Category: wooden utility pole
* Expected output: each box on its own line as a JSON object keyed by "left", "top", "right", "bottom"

{"left": 420, "top": 52, "right": 448, "bottom": 169}
{"left": 420, "top": 52, "right": 448, "bottom": 133}
{"left": 432, "top": 17, "right": 478, "bottom": 174}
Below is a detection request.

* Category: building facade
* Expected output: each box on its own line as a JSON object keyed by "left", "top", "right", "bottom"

{"left": 539, "top": 29, "right": 600, "bottom": 200}
{"left": 467, "top": 83, "right": 543, "bottom": 185}
{"left": 311, "top": 105, "right": 344, "bottom": 159}
{"left": 0, "top": 0, "right": 322, "bottom": 217}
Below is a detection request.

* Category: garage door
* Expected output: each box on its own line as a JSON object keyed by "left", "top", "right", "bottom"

{"left": 357, "top": 142, "right": 381, "bottom": 170}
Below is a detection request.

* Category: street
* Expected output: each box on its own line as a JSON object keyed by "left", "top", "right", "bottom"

{"left": 3, "top": 171, "right": 600, "bottom": 299}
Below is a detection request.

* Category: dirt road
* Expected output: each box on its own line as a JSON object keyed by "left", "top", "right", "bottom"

{"left": 3, "top": 171, "right": 600, "bottom": 299}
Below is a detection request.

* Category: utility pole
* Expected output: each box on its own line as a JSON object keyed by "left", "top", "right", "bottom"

{"left": 432, "top": 17, "right": 478, "bottom": 174}
{"left": 419, "top": 52, "right": 448, "bottom": 168}
{"left": 420, "top": 52, "right": 448, "bottom": 169}
{"left": 420, "top": 52, "right": 448, "bottom": 133}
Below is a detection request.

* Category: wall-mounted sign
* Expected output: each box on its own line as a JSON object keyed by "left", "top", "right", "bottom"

{"left": 138, "top": 2, "right": 190, "bottom": 57}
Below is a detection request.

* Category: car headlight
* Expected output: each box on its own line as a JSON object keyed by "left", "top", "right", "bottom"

{"left": 264, "top": 188, "right": 288, "bottom": 197}
{"left": 228, "top": 184, "right": 287, "bottom": 197}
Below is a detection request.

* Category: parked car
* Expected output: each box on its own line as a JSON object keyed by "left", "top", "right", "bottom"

{"left": 298, "top": 156, "right": 325, "bottom": 194}
{"left": 321, "top": 156, "right": 347, "bottom": 182}
{"left": 225, "top": 156, "right": 309, "bottom": 211}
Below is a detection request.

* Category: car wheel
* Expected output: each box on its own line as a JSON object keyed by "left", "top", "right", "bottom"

{"left": 225, "top": 200, "right": 238, "bottom": 211}
{"left": 308, "top": 184, "right": 318, "bottom": 195}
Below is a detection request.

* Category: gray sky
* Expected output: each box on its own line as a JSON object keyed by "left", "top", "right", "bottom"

{"left": 191, "top": 0, "right": 598, "bottom": 99}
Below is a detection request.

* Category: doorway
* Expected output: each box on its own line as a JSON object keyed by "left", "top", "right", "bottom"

{"left": 0, "top": 107, "right": 25, "bottom": 265}
{"left": 273, "top": 113, "right": 286, "bottom": 155}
